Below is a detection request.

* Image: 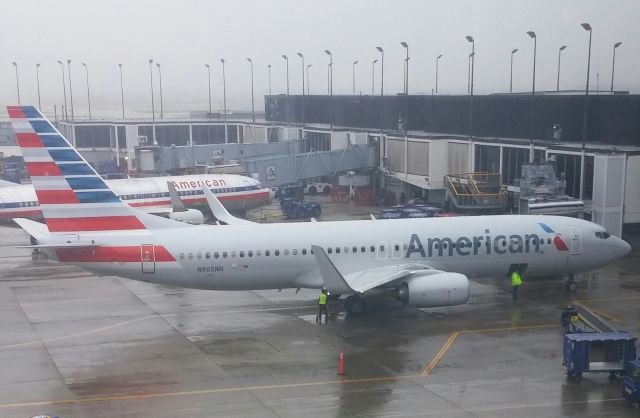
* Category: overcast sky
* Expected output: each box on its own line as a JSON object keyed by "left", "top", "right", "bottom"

{"left": 1, "top": 0, "right": 638, "bottom": 118}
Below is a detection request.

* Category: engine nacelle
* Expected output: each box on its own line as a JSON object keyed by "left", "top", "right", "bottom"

{"left": 397, "top": 272, "right": 470, "bottom": 308}
{"left": 169, "top": 209, "right": 205, "bottom": 225}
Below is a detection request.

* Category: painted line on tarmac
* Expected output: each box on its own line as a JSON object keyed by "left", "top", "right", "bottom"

{"left": 420, "top": 323, "right": 559, "bottom": 378}
{"left": 574, "top": 295, "right": 640, "bottom": 303}
{"left": 0, "top": 315, "right": 156, "bottom": 350}
{"left": 421, "top": 331, "right": 460, "bottom": 377}
{"left": 0, "top": 374, "right": 420, "bottom": 410}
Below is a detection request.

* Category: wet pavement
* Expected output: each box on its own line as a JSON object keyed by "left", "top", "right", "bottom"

{"left": 1, "top": 221, "right": 639, "bottom": 417}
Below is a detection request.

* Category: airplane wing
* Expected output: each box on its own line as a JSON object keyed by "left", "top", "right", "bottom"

{"left": 310, "top": 245, "right": 434, "bottom": 294}
{"left": 201, "top": 186, "right": 255, "bottom": 225}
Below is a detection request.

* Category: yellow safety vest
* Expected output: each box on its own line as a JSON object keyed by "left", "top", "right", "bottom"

{"left": 318, "top": 293, "right": 328, "bottom": 305}
{"left": 511, "top": 271, "right": 522, "bottom": 286}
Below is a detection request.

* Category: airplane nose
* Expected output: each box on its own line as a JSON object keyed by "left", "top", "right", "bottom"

{"left": 619, "top": 238, "right": 632, "bottom": 257}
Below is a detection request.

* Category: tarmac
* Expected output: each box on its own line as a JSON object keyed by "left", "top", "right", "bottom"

{"left": 1, "top": 206, "right": 640, "bottom": 417}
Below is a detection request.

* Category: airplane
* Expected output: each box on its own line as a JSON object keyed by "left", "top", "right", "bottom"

{"left": 7, "top": 106, "right": 632, "bottom": 314}
{"left": 0, "top": 170, "right": 271, "bottom": 224}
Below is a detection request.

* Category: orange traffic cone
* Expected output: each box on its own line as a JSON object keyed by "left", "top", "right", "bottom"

{"left": 338, "top": 351, "right": 345, "bottom": 375}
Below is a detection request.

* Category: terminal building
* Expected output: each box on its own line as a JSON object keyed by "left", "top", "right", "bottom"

{"left": 1, "top": 92, "right": 638, "bottom": 236}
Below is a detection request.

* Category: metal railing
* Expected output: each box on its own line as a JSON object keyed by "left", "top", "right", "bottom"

{"left": 445, "top": 172, "right": 508, "bottom": 210}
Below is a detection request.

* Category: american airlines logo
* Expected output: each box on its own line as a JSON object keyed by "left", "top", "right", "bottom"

{"left": 170, "top": 179, "right": 227, "bottom": 190}
{"left": 405, "top": 224, "right": 569, "bottom": 258}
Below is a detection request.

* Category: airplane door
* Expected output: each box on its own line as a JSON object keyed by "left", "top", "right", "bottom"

{"left": 570, "top": 228, "right": 582, "bottom": 255}
{"left": 141, "top": 244, "right": 155, "bottom": 273}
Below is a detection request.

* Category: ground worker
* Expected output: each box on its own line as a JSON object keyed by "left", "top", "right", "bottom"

{"left": 511, "top": 269, "right": 523, "bottom": 302}
{"left": 316, "top": 289, "right": 329, "bottom": 323}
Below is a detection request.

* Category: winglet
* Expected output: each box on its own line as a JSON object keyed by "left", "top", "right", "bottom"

{"left": 201, "top": 186, "right": 254, "bottom": 225}
{"left": 167, "top": 181, "right": 187, "bottom": 212}
{"left": 310, "top": 245, "right": 358, "bottom": 294}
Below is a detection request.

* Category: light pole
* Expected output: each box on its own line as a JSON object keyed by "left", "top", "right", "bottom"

{"left": 204, "top": 64, "right": 212, "bottom": 114}
{"left": 118, "top": 64, "right": 125, "bottom": 119}
{"left": 610, "top": 41, "right": 622, "bottom": 95}
{"left": 372, "top": 59, "right": 378, "bottom": 94}
{"left": 11, "top": 62, "right": 20, "bottom": 106}
{"left": 557, "top": 45, "right": 567, "bottom": 91}
{"left": 281, "top": 55, "right": 289, "bottom": 95}
{"left": 57, "top": 60, "right": 68, "bottom": 121}
{"left": 527, "top": 31, "right": 537, "bottom": 162}
{"left": 35, "top": 63, "right": 41, "bottom": 109}
{"left": 220, "top": 58, "right": 228, "bottom": 143}
{"left": 67, "top": 60, "right": 75, "bottom": 123}
{"left": 268, "top": 64, "right": 272, "bottom": 95}
{"left": 400, "top": 42, "right": 409, "bottom": 94}
{"left": 435, "top": 54, "right": 442, "bottom": 94}
{"left": 81, "top": 63, "right": 92, "bottom": 119}
{"left": 324, "top": 50, "right": 333, "bottom": 95}
{"left": 148, "top": 59, "right": 156, "bottom": 143}
{"left": 580, "top": 22, "right": 592, "bottom": 200}
{"left": 352, "top": 60, "right": 359, "bottom": 94}
{"left": 246, "top": 58, "right": 255, "bottom": 123}
{"left": 325, "top": 49, "right": 333, "bottom": 130}
{"left": 156, "top": 63, "right": 164, "bottom": 119}
{"left": 306, "top": 64, "right": 311, "bottom": 94}
{"left": 466, "top": 36, "right": 475, "bottom": 139}
{"left": 466, "top": 34, "right": 476, "bottom": 172}
{"left": 376, "top": 46, "right": 384, "bottom": 96}
{"left": 509, "top": 48, "right": 518, "bottom": 94}
{"left": 297, "top": 53, "right": 305, "bottom": 126}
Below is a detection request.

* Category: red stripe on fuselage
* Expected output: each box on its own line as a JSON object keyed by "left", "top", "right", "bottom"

{"left": 26, "top": 162, "right": 62, "bottom": 177}
{"left": 36, "top": 190, "right": 78, "bottom": 204}
{"left": 46, "top": 215, "right": 146, "bottom": 232}
{"left": 7, "top": 107, "right": 25, "bottom": 118}
{"left": 16, "top": 133, "right": 44, "bottom": 147}
{"left": 56, "top": 245, "right": 175, "bottom": 262}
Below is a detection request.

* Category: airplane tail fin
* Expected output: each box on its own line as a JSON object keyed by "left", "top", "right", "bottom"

{"left": 7, "top": 105, "right": 184, "bottom": 235}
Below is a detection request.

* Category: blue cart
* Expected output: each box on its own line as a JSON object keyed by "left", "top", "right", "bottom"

{"left": 563, "top": 332, "right": 637, "bottom": 379}
{"left": 623, "top": 360, "right": 640, "bottom": 406}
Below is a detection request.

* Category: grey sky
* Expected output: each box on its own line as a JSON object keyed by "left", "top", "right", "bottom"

{"left": 1, "top": 0, "right": 638, "bottom": 118}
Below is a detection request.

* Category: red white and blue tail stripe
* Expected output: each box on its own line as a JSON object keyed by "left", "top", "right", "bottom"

{"left": 8, "top": 106, "right": 177, "bottom": 234}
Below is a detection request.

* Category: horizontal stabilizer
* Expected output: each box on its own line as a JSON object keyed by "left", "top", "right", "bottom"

{"left": 18, "top": 242, "right": 101, "bottom": 249}
{"left": 12, "top": 218, "right": 49, "bottom": 241}
{"left": 0, "top": 179, "right": 18, "bottom": 187}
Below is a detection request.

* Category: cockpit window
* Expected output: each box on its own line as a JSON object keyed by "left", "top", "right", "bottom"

{"left": 595, "top": 231, "right": 611, "bottom": 239}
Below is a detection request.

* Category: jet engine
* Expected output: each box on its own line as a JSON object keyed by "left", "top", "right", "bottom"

{"left": 168, "top": 208, "right": 205, "bottom": 225}
{"left": 397, "top": 272, "right": 470, "bottom": 308}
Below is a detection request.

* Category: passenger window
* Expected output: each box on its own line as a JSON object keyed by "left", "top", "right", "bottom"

{"left": 223, "top": 252, "right": 228, "bottom": 258}
{"left": 361, "top": 246, "right": 366, "bottom": 253}
{"left": 344, "top": 247, "right": 349, "bottom": 253}
{"left": 248, "top": 251, "right": 253, "bottom": 257}
{"left": 214, "top": 252, "right": 219, "bottom": 259}
{"left": 197, "top": 253, "right": 202, "bottom": 259}
{"left": 265, "top": 250, "right": 270, "bottom": 256}
{"left": 275, "top": 250, "right": 280, "bottom": 256}
{"left": 188, "top": 253, "right": 193, "bottom": 260}
{"left": 302, "top": 248, "right": 307, "bottom": 255}
{"left": 395, "top": 244, "right": 400, "bottom": 251}
{"left": 328, "top": 248, "right": 332, "bottom": 254}
{"left": 352, "top": 246, "right": 357, "bottom": 253}
{"left": 379, "top": 245, "right": 385, "bottom": 252}
{"left": 370, "top": 246, "right": 375, "bottom": 252}
{"left": 231, "top": 251, "right": 236, "bottom": 258}
{"left": 240, "top": 251, "right": 245, "bottom": 257}
{"left": 336, "top": 247, "right": 340, "bottom": 254}
{"left": 179, "top": 253, "right": 185, "bottom": 260}
{"left": 205, "top": 252, "right": 210, "bottom": 259}
{"left": 292, "top": 249, "right": 298, "bottom": 255}
{"left": 284, "top": 249, "right": 289, "bottom": 255}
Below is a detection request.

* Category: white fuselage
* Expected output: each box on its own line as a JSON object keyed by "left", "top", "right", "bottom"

{"left": 49, "top": 215, "right": 630, "bottom": 291}
{"left": 0, "top": 173, "right": 270, "bottom": 219}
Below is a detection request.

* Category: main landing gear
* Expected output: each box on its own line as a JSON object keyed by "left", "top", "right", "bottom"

{"left": 344, "top": 295, "right": 367, "bottom": 315}
{"left": 565, "top": 274, "right": 578, "bottom": 293}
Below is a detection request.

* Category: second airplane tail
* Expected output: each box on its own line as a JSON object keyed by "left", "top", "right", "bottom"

{"left": 8, "top": 105, "right": 185, "bottom": 235}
